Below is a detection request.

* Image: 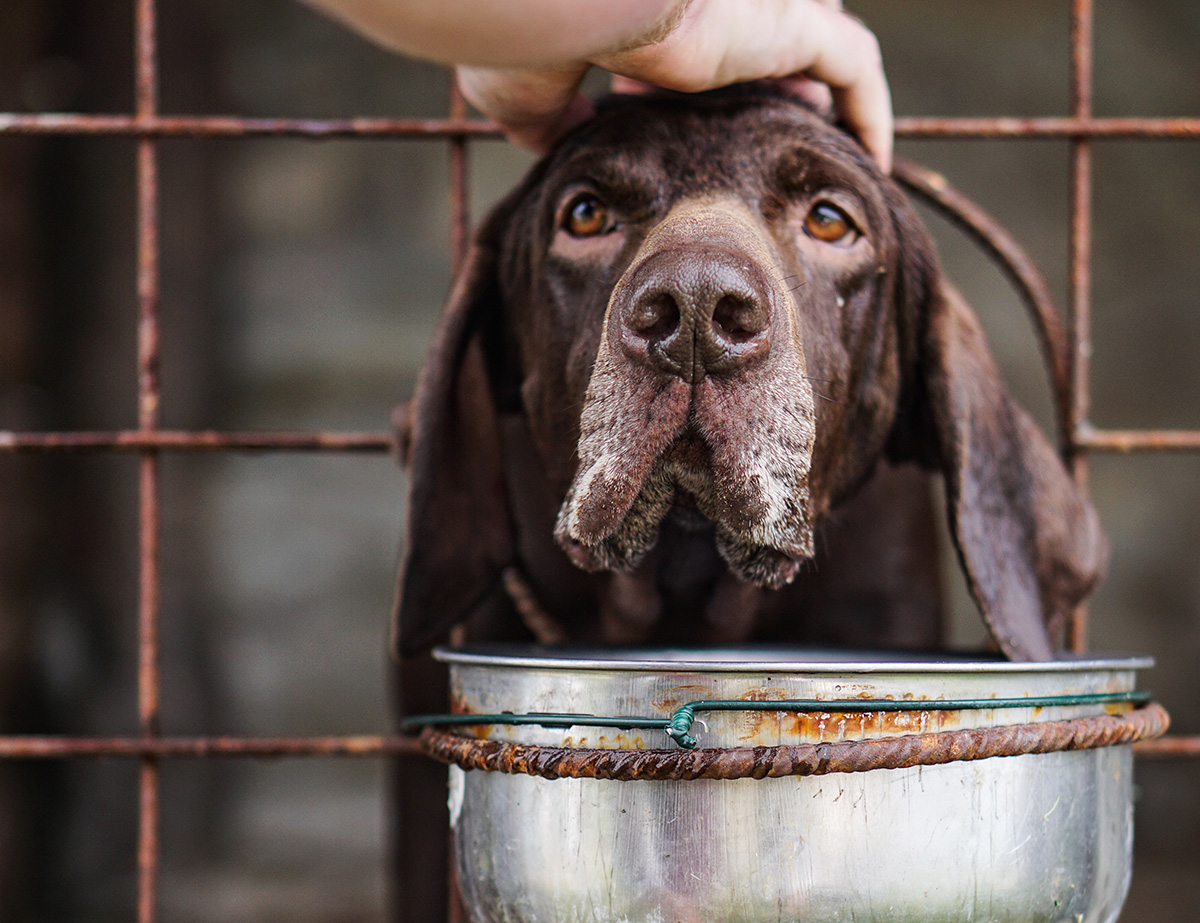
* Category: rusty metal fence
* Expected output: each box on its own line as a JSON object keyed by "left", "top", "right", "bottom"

{"left": 0, "top": 0, "right": 1198, "bottom": 921}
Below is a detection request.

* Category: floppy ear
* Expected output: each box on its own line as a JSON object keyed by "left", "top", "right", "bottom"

{"left": 912, "top": 278, "right": 1108, "bottom": 660}
{"left": 392, "top": 228, "right": 515, "bottom": 657}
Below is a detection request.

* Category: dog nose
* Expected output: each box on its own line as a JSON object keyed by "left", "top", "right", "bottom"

{"left": 618, "top": 247, "right": 774, "bottom": 382}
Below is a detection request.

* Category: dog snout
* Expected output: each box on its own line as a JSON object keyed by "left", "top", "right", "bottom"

{"left": 618, "top": 247, "right": 774, "bottom": 382}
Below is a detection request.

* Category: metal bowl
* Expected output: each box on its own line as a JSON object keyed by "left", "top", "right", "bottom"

{"left": 437, "top": 645, "right": 1151, "bottom": 923}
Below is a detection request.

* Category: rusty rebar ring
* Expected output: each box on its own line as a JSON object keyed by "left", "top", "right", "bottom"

{"left": 419, "top": 702, "right": 1168, "bottom": 782}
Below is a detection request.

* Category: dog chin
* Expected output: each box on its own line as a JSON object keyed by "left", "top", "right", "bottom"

{"left": 553, "top": 458, "right": 813, "bottom": 590}
{"left": 716, "top": 534, "right": 806, "bottom": 589}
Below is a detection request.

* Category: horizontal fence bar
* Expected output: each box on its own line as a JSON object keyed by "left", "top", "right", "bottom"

{"left": 1076, "top": 427, "right": 1200, "bottom": 453}
{"left": 1, "top": 113, "right": 1199, "bottom": 140}
{"left": 0, "top": 114, "right": 501, "bottom": 138}
{"left": 897, "top": 116, "right": 1200, "bottom": 139}
{"left": 0, "top": 732, "right": 1191, "bottom": 760}
{"left": 4, "top": 428, "right": 1199, "bottom": 455}
{"left": 0, "top": 735, "right": 423, "bottom": 759}
{"left": 1133, "top": 735, "right": 1200, "bottom": 758}
{"left": 0, "top": 430, "right": 393, "bottom": 453}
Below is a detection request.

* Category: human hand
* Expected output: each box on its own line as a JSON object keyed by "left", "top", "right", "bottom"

{"left": 457, "top": 0, "right": 892, "bottom": 171}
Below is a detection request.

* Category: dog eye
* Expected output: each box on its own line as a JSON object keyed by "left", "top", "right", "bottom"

{"left": 563, "top": 194, "right": 613, "bottom": 238}
{"left": 804, "top": 202, "right": 858, "bottom": 245}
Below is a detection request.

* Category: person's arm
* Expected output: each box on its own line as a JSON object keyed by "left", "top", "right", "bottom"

{"left": 302, "top": 0, "right": 684, "bottom": 67}
{"left": 301, "top": 0, "right": 892, "bottom": 171}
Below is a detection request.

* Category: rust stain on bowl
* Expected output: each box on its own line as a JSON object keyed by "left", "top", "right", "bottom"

{"left": 732, "top": 689, "right": 964, "bottom": 744}
{"left": 651, "top": 684, "right": 712, "bottom": 713}
{"left": 448, "top": 693, "right": 493, "bottom": 740}
{"left": 562, "top": 733, "right": 649, "bottom": 750}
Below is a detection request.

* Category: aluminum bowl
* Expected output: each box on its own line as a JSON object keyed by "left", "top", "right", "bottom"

{"left": 436, "top": 645, "right": 1151, "bottom": 923}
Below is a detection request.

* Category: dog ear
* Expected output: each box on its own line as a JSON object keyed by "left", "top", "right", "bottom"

{"left": 392, "top": 223, "right": 515, "bottom": 658}
{"left": 924, "top": 283, "right": 1107, "bottom": 659}
{"left": 889, "top": 214, "right": 1107, "bottom": 660}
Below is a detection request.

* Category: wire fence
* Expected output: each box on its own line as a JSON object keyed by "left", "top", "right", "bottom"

{"left": 0, "top": 0, "right": 1197, "bottom": 920}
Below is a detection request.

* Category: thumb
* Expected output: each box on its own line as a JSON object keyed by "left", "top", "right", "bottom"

{"left": 457, "top": 64, "right": 594, "bottom": 153}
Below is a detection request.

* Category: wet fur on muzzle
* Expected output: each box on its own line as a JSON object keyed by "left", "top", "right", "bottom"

{"left": 554, "top": 200, "right": 818, "bottom": 589}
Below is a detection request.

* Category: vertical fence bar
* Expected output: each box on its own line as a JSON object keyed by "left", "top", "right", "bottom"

{"left": 445, "top": 72, "right": 470, "bottom": 923}
{"left": 1067, "top": 0, "right": 1094, "bottom": 652}
{"left": 134, "top": 0, "right": 163, "bottom": 920}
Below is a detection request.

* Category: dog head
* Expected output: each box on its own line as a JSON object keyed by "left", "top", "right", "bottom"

{"left": 395, "top": 88, "right": 1106, "bottom": 661}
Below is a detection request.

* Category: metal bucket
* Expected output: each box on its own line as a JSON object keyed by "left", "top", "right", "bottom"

{"left": 436, "top": 645, "right": 1152, "bottom": 923}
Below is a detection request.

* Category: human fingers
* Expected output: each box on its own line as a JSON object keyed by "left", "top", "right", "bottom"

{"left": 456, "top": 63, "right": 594, "bottom": 153}
{"left": 599, "top": 0, "right": 893, "bottom": 171}
{"left": 610, "top": 75, "right": 654, "bottom": 95}
{"left": 800, "top": 10, "right": 892, "bottom": 171}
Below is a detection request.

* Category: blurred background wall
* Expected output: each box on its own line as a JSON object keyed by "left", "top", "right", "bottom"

{"left": 0, "top": 0, "right": 1195, "bottom": 920}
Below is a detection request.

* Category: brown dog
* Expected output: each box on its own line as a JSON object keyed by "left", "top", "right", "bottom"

{"left": 390, "top": 87, "right": 1106, "bottom": 916}
{"left": 396, "top": 87, "right": 1104, "bottom": 663}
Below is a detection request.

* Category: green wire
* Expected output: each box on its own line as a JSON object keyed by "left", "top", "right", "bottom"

{"left": 403, "top": 711, "right": 667, "bottom": 731}
{"left": 403, "top": 690, "right": 1150, "bottom": 750}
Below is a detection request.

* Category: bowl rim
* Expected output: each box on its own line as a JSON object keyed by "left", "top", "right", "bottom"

{"left": 434, "top": 643, "right": 1153, "bottom": 675}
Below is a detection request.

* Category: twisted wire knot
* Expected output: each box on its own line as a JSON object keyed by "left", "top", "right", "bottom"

{"left": 664, "top": 704, "right": 698, "bottom": 749}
